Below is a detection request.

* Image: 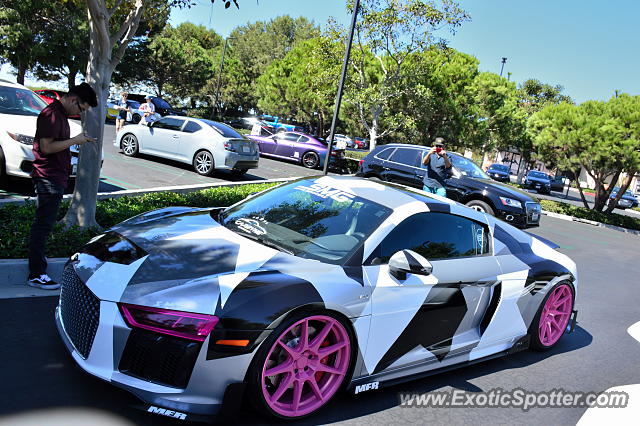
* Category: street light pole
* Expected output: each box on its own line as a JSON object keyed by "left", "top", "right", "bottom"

{"left": 210, "top": 37, "right": 233, "bottom": 120}
{"left": 322, "top": 0, "right": 360, "bottom": 175}
{"left": 500, "top": 57, "right": 507, "bottom": 77}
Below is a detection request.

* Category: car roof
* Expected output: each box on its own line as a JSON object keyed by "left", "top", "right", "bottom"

{"left": 0, "top": 80, "right": 29, "bottom": 89}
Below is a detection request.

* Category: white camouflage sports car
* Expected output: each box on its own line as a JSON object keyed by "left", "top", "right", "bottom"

{"left": 55, "top": 176, "right": 578, "bottom": 421}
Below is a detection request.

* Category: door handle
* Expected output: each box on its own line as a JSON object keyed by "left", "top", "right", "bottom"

{"left": 172, "top": 135, "right": 179, "bottom": 139}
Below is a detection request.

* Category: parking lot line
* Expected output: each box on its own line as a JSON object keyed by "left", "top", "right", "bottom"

{"left": 100, "top": 175, "right": 142, "bottom": 190}
{"left": 104, "top": 152, "right": 213, "bottom": 184}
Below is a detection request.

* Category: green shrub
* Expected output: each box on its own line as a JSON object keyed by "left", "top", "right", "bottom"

{"left": 540, "top": 199, "right": 640, "bottom": 231}
{"left": 0, "top": 182, "right": 278, "bottom": 259}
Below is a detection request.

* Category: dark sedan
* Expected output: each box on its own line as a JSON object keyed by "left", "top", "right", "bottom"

{"left": 609, "top": 187, "right": 639, "bottom": 209}
{"left": 356, "top": 143, "right": 542, "bottom": 228}
{"left": 486, "top": 163, "right": 511, "bottom": 182}
{"left": 247, "top": 131, "right": 345, "bottom": 170}
{"left": 525, "top": 170, "right": 552, "bottom": 194}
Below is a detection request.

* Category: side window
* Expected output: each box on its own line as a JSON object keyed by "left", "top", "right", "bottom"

{"left": 154, "top": 118, "right": 184, "bottom": 131}
{"left": 283, "top": 133, "right": 301, "bottom": 142}
{"left": 388, "top": 148, "right": 420, "bottom": 167}
{"left": 183, "top": 121, "right": 202, "bottom": 133}
{"left": 368, "top": 212, "right": 490, "bottom": 264}
{"left": 298, "top": 136, "right": 310, "bottom": 143}
{"left": 376, "top": 148, "right": 396, "bottom": 160}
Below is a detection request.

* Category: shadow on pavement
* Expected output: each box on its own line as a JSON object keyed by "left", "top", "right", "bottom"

{"left": 0, "top": 294, "right": 593, "bottom": 425}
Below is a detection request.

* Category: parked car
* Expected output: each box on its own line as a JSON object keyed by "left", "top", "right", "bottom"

{"left": 524, "top": 170, "right": 552, "bottom": 194}
{"left": 354, "top": 137, "right": 368, "bottom": 149}
{"left": 247, "top": 131, "right": 345, "bottom": 170}
{"left": 223, "top": 116, "right": 259, "bottom": 130}
{"left": 54, "top": 175, "right": 578, "bottom": 421}
{"left": 334, "top": 134, "right": 354, "bottom": 148}
{"left": 356, "top": 143, "right": 542, "bottom": 228}
{"left": 127, "top": 94, "right": 186, "bottom": 117}
{"left": 115, "top": 116, "right": 259, "bottom": 176}
{"left": 0, "top": 80, "right": 83, "bottom": 187}
{"left": 106, "top": 99, "right": 143, "bottom": 123}
{"left": 33, "top": 89, "right": 80, "bottom": 119}
{"left": 550, "top": 175, "right": 567, "bottom": 192}
{"left": 608, "top": 187, "right": 639, "bottom": 209}
{"left": 486, "top": 163, "right": 511, "bottom": 182}
{"left": 260, "top": 114, "right": 306, "bottom": 133}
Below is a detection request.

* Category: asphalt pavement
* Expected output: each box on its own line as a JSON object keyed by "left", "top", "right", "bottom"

{"left": 0, "top": 215, "right": 638, "bottom": 425}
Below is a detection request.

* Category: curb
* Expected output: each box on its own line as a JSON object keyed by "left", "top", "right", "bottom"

{"left": 0, "top": 177, "right": 297, "bottom": 205}
{"left": 541, "top": 210, "right": 640, "bottom": 236}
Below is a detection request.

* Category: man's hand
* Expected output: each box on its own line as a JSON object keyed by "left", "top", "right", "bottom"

{"left": 72, "top": 133, "right": 97, "bottom": 145}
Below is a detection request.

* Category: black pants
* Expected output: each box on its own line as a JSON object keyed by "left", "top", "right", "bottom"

{"left": 28, "top": 178, "right": 64, "bottom": 277}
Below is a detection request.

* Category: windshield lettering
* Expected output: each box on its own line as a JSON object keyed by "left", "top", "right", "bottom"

{"left": 295, "top": 183, "right": 355, "bottom": 203}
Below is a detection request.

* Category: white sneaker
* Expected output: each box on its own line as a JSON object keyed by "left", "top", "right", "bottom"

{"left": 27, "top": 274, "right": 61, "bottom": 290}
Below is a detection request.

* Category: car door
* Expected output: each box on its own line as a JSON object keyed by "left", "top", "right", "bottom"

{"left": 149, "top": 117, "right": 185, "bottom": 158}
{"left": 273, "top": 132, "right": 300, "bottom": 158}
{"left": 362, "top": 212, "right": 500, "bottom": 375}
{"left": 178, "top": 120, "right": 205, "bottom": 162}
{"left": 384, "top": 147, "right": 422, "bottom": 187}
{"left": 257, "top": 134, "right": 278, "bottom": 155}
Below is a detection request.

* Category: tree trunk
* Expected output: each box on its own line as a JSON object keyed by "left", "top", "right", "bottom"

{"left": 16, "top": 63, "right": 27, "bottom": 85}
{"left": 67, "top": 69, "right": 77, "bottom": 89}
{"left": 369, "top": 108, "right": 380, "bottom": 151}
{"left": 604, "top": 170, "right": 636, "bottom": 213}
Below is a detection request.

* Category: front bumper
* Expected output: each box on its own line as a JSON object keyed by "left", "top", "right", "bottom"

{"left": 495, "top": 202, "right": 540, "bottom": 228}
{"left": 54, "top": 268, "right": 258, "bottom": 418}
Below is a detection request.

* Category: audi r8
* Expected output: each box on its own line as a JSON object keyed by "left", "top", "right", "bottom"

{"left": 55, "top": 176, "right": 578, "bottom": 421}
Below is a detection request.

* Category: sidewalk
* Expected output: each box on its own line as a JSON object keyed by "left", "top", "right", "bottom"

{"left": 0, "top": 258, "right": 65, "bottom": 299}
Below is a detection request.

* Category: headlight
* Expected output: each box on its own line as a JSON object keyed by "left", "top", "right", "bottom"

{"left": 7, "top": 132, "right": 34, "bottom": 145}
{"left": 499, "top": 197, "right": 523, "bottom": 209}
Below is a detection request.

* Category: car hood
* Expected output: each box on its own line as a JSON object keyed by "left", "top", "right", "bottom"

{"left": 526, "top": 176, "right": 550, "bottom": 184}
{"left": 488, "top": 169, "right": 509, "bottom": 176}
{"left": 70, "top": 207, "right": 331, "bottom": 315}
{"left": 460, "top": 176, "right": 538, "bottom": 202}
{"left": 0, "top": 113, "right": 82, "bottom": 136}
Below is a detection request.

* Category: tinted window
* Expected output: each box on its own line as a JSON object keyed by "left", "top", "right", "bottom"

{"left": 183, "top": 121, "right": 202, "bottom": 133}
{"left": 490, "top": 164, "right": 509, "bottom": 172}
{"left": 154, "top": 117, "right": 184, "bottom": 131}
{"left": 528, "top": 171, "right": 549, "bottom": 179}
{"left": 376, "top": 148, "right": 395, "bottom": 160}
{"left": 0, "top": 86, "right": 47, "bottom": 116}
{"left": 282, "top": 133, "right": 301, "bottom": 142}
{"left": 368, "top": 212, "right": 490, "bottom": 263}
{"left": 449, "top": 154, "right": 490, "bottom": 179}
{"left": 201, "top": 120, "right": 244, "bottom": 138}
{"left": 298, "top": 136, "right": 310, "bottom": 143}
{"left": 152, "top": 97, "right": 172, "bottom": 109}
{"left": 389, "top": 147, "right": 421, "bottom": 167}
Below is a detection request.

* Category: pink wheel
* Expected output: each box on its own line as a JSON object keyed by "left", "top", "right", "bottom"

{"left": 533, "top": 283, "right": 574, "bottom": 349}
{"left": 258, "top": 314, "right": 351, "bottom": 418}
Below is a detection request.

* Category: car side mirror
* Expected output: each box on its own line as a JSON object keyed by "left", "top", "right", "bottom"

{"left": 146, "top": 121, "right": 153, "bottom": 127}
{"left": 388, "top": 250, "right": 433, "bottom": 280}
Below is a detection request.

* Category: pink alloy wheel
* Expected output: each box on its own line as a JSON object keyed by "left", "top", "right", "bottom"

{"left": 539, "top": 284, "right": 573, "bottom": 347}
{"left": 261, "top": 315, "right": 351, "bottom": 417}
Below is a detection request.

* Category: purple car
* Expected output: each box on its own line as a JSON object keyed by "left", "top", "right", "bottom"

{"left": 247, "top": 131, "right": 344, "bottom": 169}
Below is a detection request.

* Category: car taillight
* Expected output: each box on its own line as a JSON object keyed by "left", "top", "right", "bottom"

{"left": 359, "top": 159, "right": 364, "bottom": 166}
{"left": 119, "top": 303, "right": 218, "bottom": 341}
{"left": 223, "top": 141, "right": 236, "bottom": 152}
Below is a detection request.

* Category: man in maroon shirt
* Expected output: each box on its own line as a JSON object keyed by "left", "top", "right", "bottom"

{"left": 28, "top": 82, "right": 98, "bottom": 289}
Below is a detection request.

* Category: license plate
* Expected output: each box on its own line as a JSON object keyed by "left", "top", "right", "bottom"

{"left": 531, "top": 212, "right": 539, "bottom": 221}
{"left": 242, "top": 146, "right": 250, "bottom": 153}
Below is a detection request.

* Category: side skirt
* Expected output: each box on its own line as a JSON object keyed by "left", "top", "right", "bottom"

{"left": 348, "top": 335, "right": 530, "bottom": 394}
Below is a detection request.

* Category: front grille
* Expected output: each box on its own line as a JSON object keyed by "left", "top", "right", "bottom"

{"left": 59, "top": 265, "right": 100, "bottom": 358}
{"left": 525, "top": 201, "right": 542, "bottom": 224}
{"left": 119, "top": 329, "right": 202, "bottom": 388}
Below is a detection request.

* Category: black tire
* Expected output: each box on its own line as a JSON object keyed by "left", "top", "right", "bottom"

{"left": 465, "top": 199, "right": 495, "bottom": 216}
{"left": 193, "top": 150, "right": 215, "bottom": 176}
{"left": 301, "top": 151, "right": 320, "bottom": 169}
{"left": 529, "top": 281, "right": 575, "bottom": 351}
{"left": 245, "top": 309, "right": 355, "bottom": 420}
{"left": 120, "top": 133, "right": 139, "bottom": 157}
{"left": 132, "top": 113, "right": 141, "bottom": 124}
{"left": 231, "top": 168, "right": 248, "bottom": 176}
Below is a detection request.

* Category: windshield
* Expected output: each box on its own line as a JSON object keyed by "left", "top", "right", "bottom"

{"left": 0, "top": 86, "right": 47, "bottom": 116}
{"left": 489, "top": 164, "right": 509, "bottom": 172}
{"left": 449, "top": 154, "right": 490, "bottom": 179}
{"left": 201, "top": 120, "right": 244, "bottom": 138}
{"left": 219, "top": 179, "right": 392, "bottom": 264}
{"left": 528, "top": 171, "right": 549, "bottom": 179}
{"left": 152, "top": 97, "right": 172, "bottom": 109}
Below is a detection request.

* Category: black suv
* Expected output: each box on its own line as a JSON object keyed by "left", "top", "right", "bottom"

{"left": 127, "top": 94, "right": 186, "bottom": 117}
{"left": 356, "top": 143, "right": 541, "bottom": 228}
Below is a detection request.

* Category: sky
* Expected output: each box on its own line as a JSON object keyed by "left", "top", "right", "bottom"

{"left": 3, "top": 0, "right": 639, "bottom": 104}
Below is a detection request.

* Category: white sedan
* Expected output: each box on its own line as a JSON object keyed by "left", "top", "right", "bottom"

{"left": 114, "top": 116, "right": 259, "bottom": 176}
